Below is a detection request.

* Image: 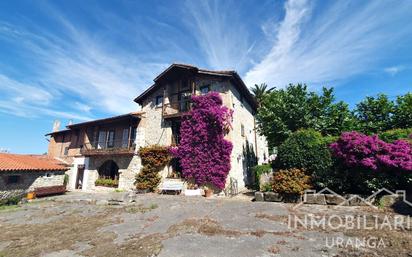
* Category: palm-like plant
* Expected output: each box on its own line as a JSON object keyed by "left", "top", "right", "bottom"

{"left": 250, "top": 83, "right": 269, "bottom": 104}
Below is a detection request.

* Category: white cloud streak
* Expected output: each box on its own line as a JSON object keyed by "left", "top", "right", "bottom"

{"left": 384, "top": 65, "right": 405, "bottom": 76}
{"left": 244, "top": 0, "right": 412, "bottom": 88}
{"left": 0, "top": 9, "right": 167, "bottom": 122}
{"left": 184, "top": 0, "right": 254, "bottom": 72}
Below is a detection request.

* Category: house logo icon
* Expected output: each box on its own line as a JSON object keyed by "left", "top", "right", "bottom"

{"left": 293, "top": 187, "right": 412, "bottom": 209}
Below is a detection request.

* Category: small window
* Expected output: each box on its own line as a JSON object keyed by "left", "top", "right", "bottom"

{"left": 107, "top": 130, "right": 115, "bottom": 148}
{"left": 122, "top": 128, "right": 129, "bottom": 148}
{"left": 7, "top": 175, "right": 21, "bottom": 184}
{"left": 241, "top": 124, "right": 245, "bottom": 137}
{"left": 45, "top": 172, "right": 53, "bottom": 178}
{"left": 200, "top": 85, "right": 210, "bottom": 94}
{"left": 64, "top": 146, "right": 69, "bottom": 156}
{"left": 155, "top": 95, "right": 163, "bottom": 107}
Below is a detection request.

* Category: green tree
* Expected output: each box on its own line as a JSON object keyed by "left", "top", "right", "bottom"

{"left": 354, "top": 94, "right": 394, "bottom": 134}
{"left": 393, "top": 92, "right": 412, "bottom": 128}
{"left": 250, "top": 83, "right": 269, "bottom": 104}
{"left": 256, "top": 84, "right": 354, "bottom": 147}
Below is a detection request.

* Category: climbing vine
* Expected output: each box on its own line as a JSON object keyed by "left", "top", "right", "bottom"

{"left": 170, "top": 92, "right": 233, "bottom": 189}
{"left": 135, "top": 145, "right": 171, "bottom": 191}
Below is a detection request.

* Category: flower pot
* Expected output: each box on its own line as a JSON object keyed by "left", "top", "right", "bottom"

{"left": 27, "top": 192, "right": 36, "bottom": 200}
{"left": 204, "top": 189, "right": 213, "bottom": 198}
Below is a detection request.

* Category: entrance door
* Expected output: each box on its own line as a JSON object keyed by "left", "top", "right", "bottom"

{"left": 75, "top": 167, "right": 85, "bottom": 189}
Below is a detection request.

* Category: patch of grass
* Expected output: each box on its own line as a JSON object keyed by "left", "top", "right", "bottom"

{"left": 0, "top": 205, "right": 20, "bottom": 212}
{"left": 114, "top": 189, "right": 125, "bottom": 193}
{"left": 378, "top": 197, "right": 386, "bottom": 209}
{"left": 149, "top": 203, "right": 158, "bottom": 209}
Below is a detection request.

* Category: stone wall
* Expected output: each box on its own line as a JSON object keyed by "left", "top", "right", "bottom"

{"left": 84, "top": 155, "right": 141, "bottom": 191}
{"left": 227, "top": 84, "right": 269, "bottom": 191}
{"left": 140, "top": 86, "right": 172, "bottom": 147}
{"left": 0, "top": 171, "right": 65, "bottom": 200}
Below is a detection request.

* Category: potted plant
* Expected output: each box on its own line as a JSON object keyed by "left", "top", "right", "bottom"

{"left": 204, "top": 185, "right": 213, "bottom": 198}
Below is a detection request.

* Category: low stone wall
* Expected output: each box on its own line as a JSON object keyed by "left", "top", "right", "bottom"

{"left": 255, "top": 191, "right": 405, "bottom": 207}
{"left": 0, "top": 171, "right": 65, "bottom": 200}
{"left": 0, "top": 189, "right": 26, "bottom": 201}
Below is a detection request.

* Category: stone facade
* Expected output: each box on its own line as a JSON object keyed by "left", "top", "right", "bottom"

{"left": 138, "top": 74, "right": 269, "bottom": 192}
{"left": 47, "top": 64, "right": 269, "bottom": 194}
{"left": 0, "top": 171, "right": 65, "bottom": 200}
{"left": 84, "top": 155, "right": 141, "bottom": 191}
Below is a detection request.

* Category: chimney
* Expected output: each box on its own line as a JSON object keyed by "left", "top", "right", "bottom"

{"left": 53, "top": 120, "right": 61, "bottom": 132}
{"left": 68, "top": 119, "right": 73, "bottom": 126}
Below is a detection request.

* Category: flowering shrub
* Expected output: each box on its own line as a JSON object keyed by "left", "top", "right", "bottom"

{"left": 135, "top": 145, "right": 171, "bottom": 191}
{"left": 271, "top": 168, "right": 311, "bottom": 195}
{"left": 170, "top": 92, "right": 233, "bottom": 190}
{"left": 330, "top": 131, "right": 412, "bottom": 171}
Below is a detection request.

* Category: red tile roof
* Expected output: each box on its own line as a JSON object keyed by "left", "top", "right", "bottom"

{"left": 0, "top": 153, "right": 68, "bottom": 172}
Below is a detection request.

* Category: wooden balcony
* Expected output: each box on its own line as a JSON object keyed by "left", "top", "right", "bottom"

{"left": 162, "top": 93, "right": 192, "bottom": 118}
{"left": 80, "top": 139, "right": 136, "bottom": 156}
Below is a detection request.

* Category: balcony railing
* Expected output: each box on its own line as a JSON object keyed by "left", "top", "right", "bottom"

{"left": 80, "top": 138, "right": 136, "bottom": 156}
{"left": 163, "top": 93, "right": 192, "bottom": 117}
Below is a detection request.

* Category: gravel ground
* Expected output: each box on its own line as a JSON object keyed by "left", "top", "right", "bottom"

{"left": 0, "top": 191, "right": 411, "bottom": 257}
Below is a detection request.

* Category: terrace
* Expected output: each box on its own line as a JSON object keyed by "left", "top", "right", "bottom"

{"left": 80, "top": 138, "right": 136, "bottom": 156}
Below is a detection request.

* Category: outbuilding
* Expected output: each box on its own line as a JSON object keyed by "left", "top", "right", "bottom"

{"left": 0, "top": 153, "right": 68, "bottom": 200}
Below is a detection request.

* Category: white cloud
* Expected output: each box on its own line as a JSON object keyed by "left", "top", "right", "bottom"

{"left": 74, "top": 102, "right": 92, "bottom": 113}
{"left": 384, "top": 65, "right": 405, "bottom": 76}
{"left": 0, "top": 74, "right": 53, "bottom": 105}
{"left": 244, "top": 0, "right": 412, "bottom": 88}
{"left": 0, "top": 12, "right": 167, "bottom": 121}
{"left": 184, "top": 0, "right": 254, "bottom": 72}
{"left": 0, "top": 99, "right": 92, "bottom": 121}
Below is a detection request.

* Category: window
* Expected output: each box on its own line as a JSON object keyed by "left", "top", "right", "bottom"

{"left": 97, "top": 131, "right": 107, "bottom": 149}
{"left": 7, "top": 175, "right": 21, "bottom": 185}
{"left": 45, "top": 172, "right": 53, "bottom": 178}
{"left": 131, "top": 126, "right": 137, "bottom": 145}
{"left": 155, "top": 95, "right": 163, "bottom": 107}
{"left": 241, "top": 124, "right": 245, "bottom": 137}
{"left": 200, "top": 85, "right": 210, "bottom": 94}
{"left": 64, "top": 146, "right": 69, "bottom": 156}
{"left": 107, "top": 130, "right": 115, "bottom": 148}
{"left": 122, "top": 128, "right": 129, "bottom": 148}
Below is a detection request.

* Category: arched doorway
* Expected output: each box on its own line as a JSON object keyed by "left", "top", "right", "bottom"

{"left": 98, "top": 160, "right": 119, "bottom": 181}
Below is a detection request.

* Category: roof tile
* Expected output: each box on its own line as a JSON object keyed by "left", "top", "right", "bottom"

{"left": 0, "top": 153, "right": 68, "bottom": 172}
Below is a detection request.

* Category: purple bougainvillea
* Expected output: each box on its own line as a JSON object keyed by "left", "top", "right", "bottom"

{"left": 170, "top": 92, "right": 233, "bottom": 189}
{"left": 330, "top": 131, "right": 412, "bottom": 171}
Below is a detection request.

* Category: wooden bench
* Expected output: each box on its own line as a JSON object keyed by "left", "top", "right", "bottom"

{"left": 158, "top": 179, "right": 184, "bottom": 195}
{"left": 34, "top": 185, "right": 66, "bottom": 197}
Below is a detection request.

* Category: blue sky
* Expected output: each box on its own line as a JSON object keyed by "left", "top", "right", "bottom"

{"left": 0, "top": 0, "right": 411, "bottom": 154}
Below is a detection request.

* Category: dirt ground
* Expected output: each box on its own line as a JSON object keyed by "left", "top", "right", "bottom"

{"left": 0, "top": 192, "right": 411, "bottom": 257}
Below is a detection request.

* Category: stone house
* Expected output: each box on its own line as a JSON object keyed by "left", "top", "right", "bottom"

{"left": 47, "top": 64, "right": 268, "bottom": 193}
{"left": 0, "top": 153, "right": 68, "bottom": 200}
